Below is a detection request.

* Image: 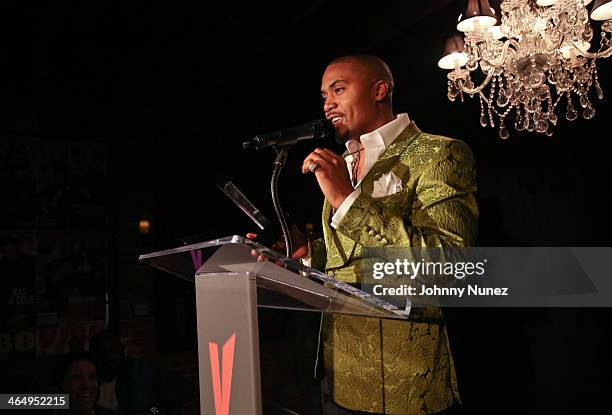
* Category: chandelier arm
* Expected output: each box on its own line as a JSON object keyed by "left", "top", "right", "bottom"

{"left": 456, "top": 71, "right": 495, "bottom": 95}
{"left": 479, "top": 39, "right": 520, "bottom": 68}
{"left": 548, "top": 35, "right": 566, "bottom": 53}
{"left": 570, "top": 41, "right": 612, "bottom": 59}
{"left": 456, "top": 40, "right": 519, "bottom": 95}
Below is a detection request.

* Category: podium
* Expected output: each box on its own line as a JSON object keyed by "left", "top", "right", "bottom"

{"left": 139, "top": 235, "right": 408, "bottom": 415}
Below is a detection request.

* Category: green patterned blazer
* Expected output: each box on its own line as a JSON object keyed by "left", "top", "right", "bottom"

{"left": 310, "top": 121, "right": 478, "bottom": 414}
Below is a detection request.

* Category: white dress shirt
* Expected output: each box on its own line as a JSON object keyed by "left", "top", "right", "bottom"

{"left": 330, "top": 113, "right": 410, "bottom": 228}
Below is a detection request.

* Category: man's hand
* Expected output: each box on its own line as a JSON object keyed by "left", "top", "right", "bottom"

{"left": 247, "top": 224, "right": 309, "bottom": 262}
{"left": 302, "top": 148, "right": 354, "bottom": 209}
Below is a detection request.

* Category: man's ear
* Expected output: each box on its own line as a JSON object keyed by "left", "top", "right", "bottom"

{"left": 374, "top": 80, "right": 389, "bottom": 102}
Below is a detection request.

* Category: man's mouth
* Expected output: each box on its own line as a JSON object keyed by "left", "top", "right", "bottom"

{"left": 330, "top": 116, "right": 343, "bottom": 125}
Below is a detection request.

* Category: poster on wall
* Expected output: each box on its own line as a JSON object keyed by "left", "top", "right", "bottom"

{"left": 36, "top": 140, "right": 107, "bottom": 231}
{"left": 0, "top": 320, "right": 107, "bottom": 358}
{"left": 36, "top": 232, "right": 107, "bottom": 327}
{"left": 0, "top": 136, "right": 109, "bottom": 359}
{"left": 0, "top": 232, "right": 37, "bottom": 330}
{"left": 0, "top": 232, "right": 37, "bottom": 359}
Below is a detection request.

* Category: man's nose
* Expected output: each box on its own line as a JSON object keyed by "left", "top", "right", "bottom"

{"left": 323, "top": 97, "right": 337, "bottom": 113}
{"left": 84, "top": 377, "right": 98, "bottom": 389}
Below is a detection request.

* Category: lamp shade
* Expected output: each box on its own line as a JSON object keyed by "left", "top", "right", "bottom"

{"left": 457, "top": 0, "right": 497, "bottom": 32}
{"left": 438, "top": 36, "right": 468, "bottom": 69}
{"left": 486, "top": 0, "right": 505, "bottom": 39}
{"left": 591, "top": 0, "right": 612, "bottom": 20}
{"left": 487, "top": 0, "right": 503, "bottom": 19}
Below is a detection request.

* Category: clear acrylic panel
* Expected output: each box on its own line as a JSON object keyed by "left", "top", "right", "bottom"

{"left": 139, "top": 235, "right": 408, "bottom": 320}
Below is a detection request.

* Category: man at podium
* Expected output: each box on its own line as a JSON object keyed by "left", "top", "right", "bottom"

{"left": 263, "top": 54, "right": 478, "bottom": 414}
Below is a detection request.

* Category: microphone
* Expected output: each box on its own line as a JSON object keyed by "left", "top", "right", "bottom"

{"left": 242, "top": 119, "right": 335, "bottom": 150}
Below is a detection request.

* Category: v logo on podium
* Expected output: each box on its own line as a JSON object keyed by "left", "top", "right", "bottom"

{"left": 208, "top": 333, "right": 236, "bottom": 415}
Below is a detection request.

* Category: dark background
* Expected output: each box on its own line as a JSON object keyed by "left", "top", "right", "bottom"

{"left": 1, "top": 0, "right": 611, "bottom": 414}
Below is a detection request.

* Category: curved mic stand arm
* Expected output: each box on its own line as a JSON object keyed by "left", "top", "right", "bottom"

{"left": 271, "top": 146, "right": 292, "bottom": 257}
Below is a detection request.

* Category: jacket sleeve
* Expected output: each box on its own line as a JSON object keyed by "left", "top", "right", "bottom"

{"left": 334, "top": 140, "right": 478, "bottom": 249}
{"left": 309, "top": 237, "right": 327, "bottom": 271}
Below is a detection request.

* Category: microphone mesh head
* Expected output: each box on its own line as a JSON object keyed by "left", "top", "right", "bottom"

{"left": 314, "top": 119, "right": 336, "bottom": 140}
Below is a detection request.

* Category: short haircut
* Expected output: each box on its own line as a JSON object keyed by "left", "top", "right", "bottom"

{"left": 328, "top": 54, "right": 395, "bottom": 104}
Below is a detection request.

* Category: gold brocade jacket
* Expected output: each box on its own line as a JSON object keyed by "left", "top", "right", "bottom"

{"left": 310, "top": 122, "right": 478, "bottom": 414}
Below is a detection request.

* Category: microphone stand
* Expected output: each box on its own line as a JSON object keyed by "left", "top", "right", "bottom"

{"left": 271, "top": 147, "right": 292, "bottom": 257}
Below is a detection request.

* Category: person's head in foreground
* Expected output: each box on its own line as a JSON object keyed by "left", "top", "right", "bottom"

{"left": 57, "top": 352, "right": 99, "bottom": 414}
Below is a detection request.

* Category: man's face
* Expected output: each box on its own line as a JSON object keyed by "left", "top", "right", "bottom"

{"left": 61, "top": 361, "right": 98, "bottom": 411}
{"left": 321, "top": 61, "right": 378, "bottom": 142}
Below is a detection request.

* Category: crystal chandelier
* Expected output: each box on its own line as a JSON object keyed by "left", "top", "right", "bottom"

{"left": 438, "top": 0, "right": 612, "bottom": 138}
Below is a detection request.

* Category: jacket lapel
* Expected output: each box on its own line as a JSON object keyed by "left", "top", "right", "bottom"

{"left": 359, "top": 121, "right": 422, "bottom": 194}
{"left": 323, "top": 122, "right": 423, "bottom": 269}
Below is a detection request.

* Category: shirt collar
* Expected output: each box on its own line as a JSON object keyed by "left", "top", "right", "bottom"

{"left": 345, "top": 113, "right": 410, "bottom": 154}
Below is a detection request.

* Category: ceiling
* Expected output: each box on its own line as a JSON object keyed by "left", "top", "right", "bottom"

{"left": 0, "top": 0, "right": 462, "bottom": 139}
{"left": 2, "top": 0, "right": 610, "bottom": 245}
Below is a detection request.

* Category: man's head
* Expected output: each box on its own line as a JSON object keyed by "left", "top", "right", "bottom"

{"left": 321, "top": 54, "right": 395, "bottom": 143}
{"left": 57, "top": 352, "right": 99, "bottom": 414}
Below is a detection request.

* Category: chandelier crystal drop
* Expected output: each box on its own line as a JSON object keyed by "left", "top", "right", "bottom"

{"left": 438, "top": 0, "right": 612, "bottom": 138}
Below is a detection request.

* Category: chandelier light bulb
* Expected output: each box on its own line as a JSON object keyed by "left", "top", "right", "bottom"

{"left": 438, "top": 36, "right": 469, "bottom": 69}
{"left": 536, "top": 0, "right": 557, "bottom": 6}
{"left": 488, "top": 25, "right": 505, "bottom": 39}
{"left": 438, "top": 52, "right": 469, "bottom": 69}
